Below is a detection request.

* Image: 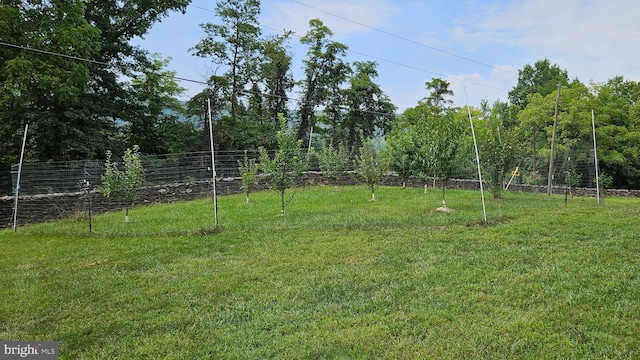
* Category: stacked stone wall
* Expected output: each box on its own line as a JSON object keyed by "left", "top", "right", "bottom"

{"left": 1, "top": 172, "right": 638, "bottom": 226}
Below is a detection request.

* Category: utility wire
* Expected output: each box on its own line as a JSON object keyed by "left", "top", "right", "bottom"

{"left": 3, "top": 0, "right": 510, "bottom": 117}
{"left": 3, "top": 2, "right": 511, "bottom": 94}
{"left": 190, "top": 3, "right": 509, "bottom": 93}
{"left": 344, "top": 47, "right": 507, "bottom": 92}
{"left": 0, "top": 40, "right": 210, "bottom": 86}
{"left": 288, "top": 0, "right": 518, "bottom": 76}
{"left": 0, "top": 40, "right": 112, "bottom": 67}
{"left": 0, "top": 40, "right": 400, "bottom": 117}
{"left": 259, "top": 23, "right": 507, "bottom": 92}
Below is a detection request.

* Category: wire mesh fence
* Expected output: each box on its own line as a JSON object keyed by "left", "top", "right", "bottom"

{"left": 8, "top": 150, "right": 264, "bottom": 196}
{"left": 7, "top": 146, "right": 607, "bottom": 196}
{"left": 0, "top": 171, "right": 11, "bottom": 197}
{"left": 1, "top": 150, "right": 269, "bottom": 227}
{"left": 2, "top": 148, "right": 608, "bottom": 228}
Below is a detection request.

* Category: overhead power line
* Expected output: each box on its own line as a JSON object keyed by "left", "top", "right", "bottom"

{"left": 344, "top": 48, "right": 507, "bottom": 93}
{"left": 0, "top": 40, "right": 210, "bottom": 86}
{"left": 0, "top": 40, "right": 400, "bottom": 117}
{"left": 189, "top": 3, "right": 509, "bottom": 93}
{"left": 0, "top": 40, "right": 111, "bottom": 66}
{"left": 3, "top": 2, "right": 512, "bottom": 96}
{"left": 288, "top": 0, "right": 518, "bottom": 76}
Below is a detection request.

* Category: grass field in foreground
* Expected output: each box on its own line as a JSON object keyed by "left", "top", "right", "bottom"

{"left": 1, "top": 186, "right": 639, "bottom": 359}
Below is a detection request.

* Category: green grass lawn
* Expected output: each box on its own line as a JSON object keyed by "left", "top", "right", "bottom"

{"left": 1, "top": 186, "right": 639, "bottom": 359}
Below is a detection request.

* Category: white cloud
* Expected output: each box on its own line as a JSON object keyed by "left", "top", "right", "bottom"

{"left": 381, "top": 63, "right": 517, "bottom": 113}
{"left": 451, "top": 0, "right": 640, "bottom": 82}
{"left": 445, "top": 64, "right": 517, "bottom": 107}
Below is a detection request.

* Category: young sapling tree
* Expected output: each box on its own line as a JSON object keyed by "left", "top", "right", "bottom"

{"left": 383, "top": 127, "right": 420, "bottom": 189}
{"left": 356, "top": 132, "right": 386, "bottom": 201}
{"left": 414, "top": 79, "right": 466, "bottom": 210}
{"left": 100, "top": 145, "right": 144, "bottom": 223}
{"left": 415, "top": 113, "right": 466, "bottom": 210}
{"left": 317, "top": 139, "right": 351, "bottom": 191}
{"left": 238, "top": 150, "right": 259, "bottom": 204}
{"left": 477, "top": 118, "right": 515, "bottom": 199}
{"left": 259, "top": 114, "right": 307, "bottom": 215}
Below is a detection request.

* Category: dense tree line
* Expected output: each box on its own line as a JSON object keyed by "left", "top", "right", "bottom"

{"left": 0, "top": 0, "right": 195, "bottom": 165}
{"left": 384, "top": 59, "right": 640, "bottom": 193}
{"left": 2, "top": 0, "right": 640, "bottom": 194}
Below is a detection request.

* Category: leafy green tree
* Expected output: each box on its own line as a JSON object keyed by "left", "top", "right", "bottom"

{"left": 259, "top": 114, "right": 308, "bottom": 215}
{"left": 597, "top": 172, "right": 614, "bottom": 189}
{"left": 421, "top": 78, "right": 454, "bottom": 114}
{"left": 100, "top": 145, "right": 145, "bottom": 223}
{"left": 298, "top": 19, "right": 350, "bottom": 146}
{"left": 0, "top": 0, "right": 189, "bottom": 168}
{"left": 565, "top": 161, "right": 583, "bottom": 192}
{"left": 513, "top": 92, "right": 552, "bottom": 185}
{"left": 413, "top": 79, "right": 466, "bottom": 208}
{"left": 383, "top": 124, "right": 421, "bottom": 189}
{"left": 476, "top": 106, "right": 516, "bottom": 199}
{"left": 554, "top": 81, "right": 595, "bottom": 186}
{"left": 388, "top": 78, "right": 467, "bottom": 200}
{"left": 83, "top": 0, "right": 190, "bottom": 153}
{"left": 319, "top": 84, "right": 348, "bottom": 147}
{"left": 356, "top": 133, "right": 386, "bottom": 201}
{"left": 191, "top": 6, "right": 295, "bottom": 152}
{"left": 186, "top": 80, "right": 230, "bottom": 152}
{"left": 239, "top": 81, "right": 268, "bottom": 150}
{"left": 317, "top": 140, "right": 351, "bottom": 191}
{"left": 261, "top": 32, "right": 295, "bottom": 134}
{"left": 238, "top": 151, "right": 259, "bottom": 204}
{"left": 422, "top": 112, "right": 467, "bottom": 208}
{"left": 509, "top": 58, "right": 570, "bottom": 112}
{"left": 191, "top": 0, "right": 261, "bottom": 122}
{"left": 515, "top": 80, "right": 597, "bottom": 188}
{"left": 491, "top": 99, "right": 516, "bottom": 130}
{"left": 0, "top": 0, "right": 102, "bottom": 164}
{"left": 157, "top": 120, "right": 202, "bottom": 155}
{"left": 592, "top": 77, "right": 640, "bottom": 188}
{"left": 124, "top": 54, "right": 188, "bottom": 154}
{"left": 343, "top": 61, "right": 396, "bottom": 150}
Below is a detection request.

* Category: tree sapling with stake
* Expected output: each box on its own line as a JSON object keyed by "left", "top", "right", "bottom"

{"left": 318, "top": 139, "right": 351, "bottom": 192}
{"left": 238, "top": 150, "right": 259, "bottom": 204}
{"left": 259, "top": 114, "right": 307, "bottom": 215}
{"left": 100, "top": 145, "right": 144, "bottom": 223}
{"left": 356, "top": 132, "right": 386, "bottom": 201}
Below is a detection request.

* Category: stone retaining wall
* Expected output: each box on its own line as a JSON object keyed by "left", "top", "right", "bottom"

{"left": 1, "top": 172, "right": 638, "bottom": 226}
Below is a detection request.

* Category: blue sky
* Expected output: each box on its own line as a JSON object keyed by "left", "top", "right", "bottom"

{"left": 133, "top": 0, "right": 640, "bottom": 112}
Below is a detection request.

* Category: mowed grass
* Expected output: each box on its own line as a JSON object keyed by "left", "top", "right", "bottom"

{"left": 1, "top": 185, "right": 639, "bottom": 359}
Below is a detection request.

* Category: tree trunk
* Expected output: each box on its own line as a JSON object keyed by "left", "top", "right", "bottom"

{"left": 280, "top": 189, "right": 285, "bottom": 215}
{"left": 441, "top": 180, "right": 446, "bottom": 207}
{"left": 125, "top": 207, "right": 129, "bottom": 223}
